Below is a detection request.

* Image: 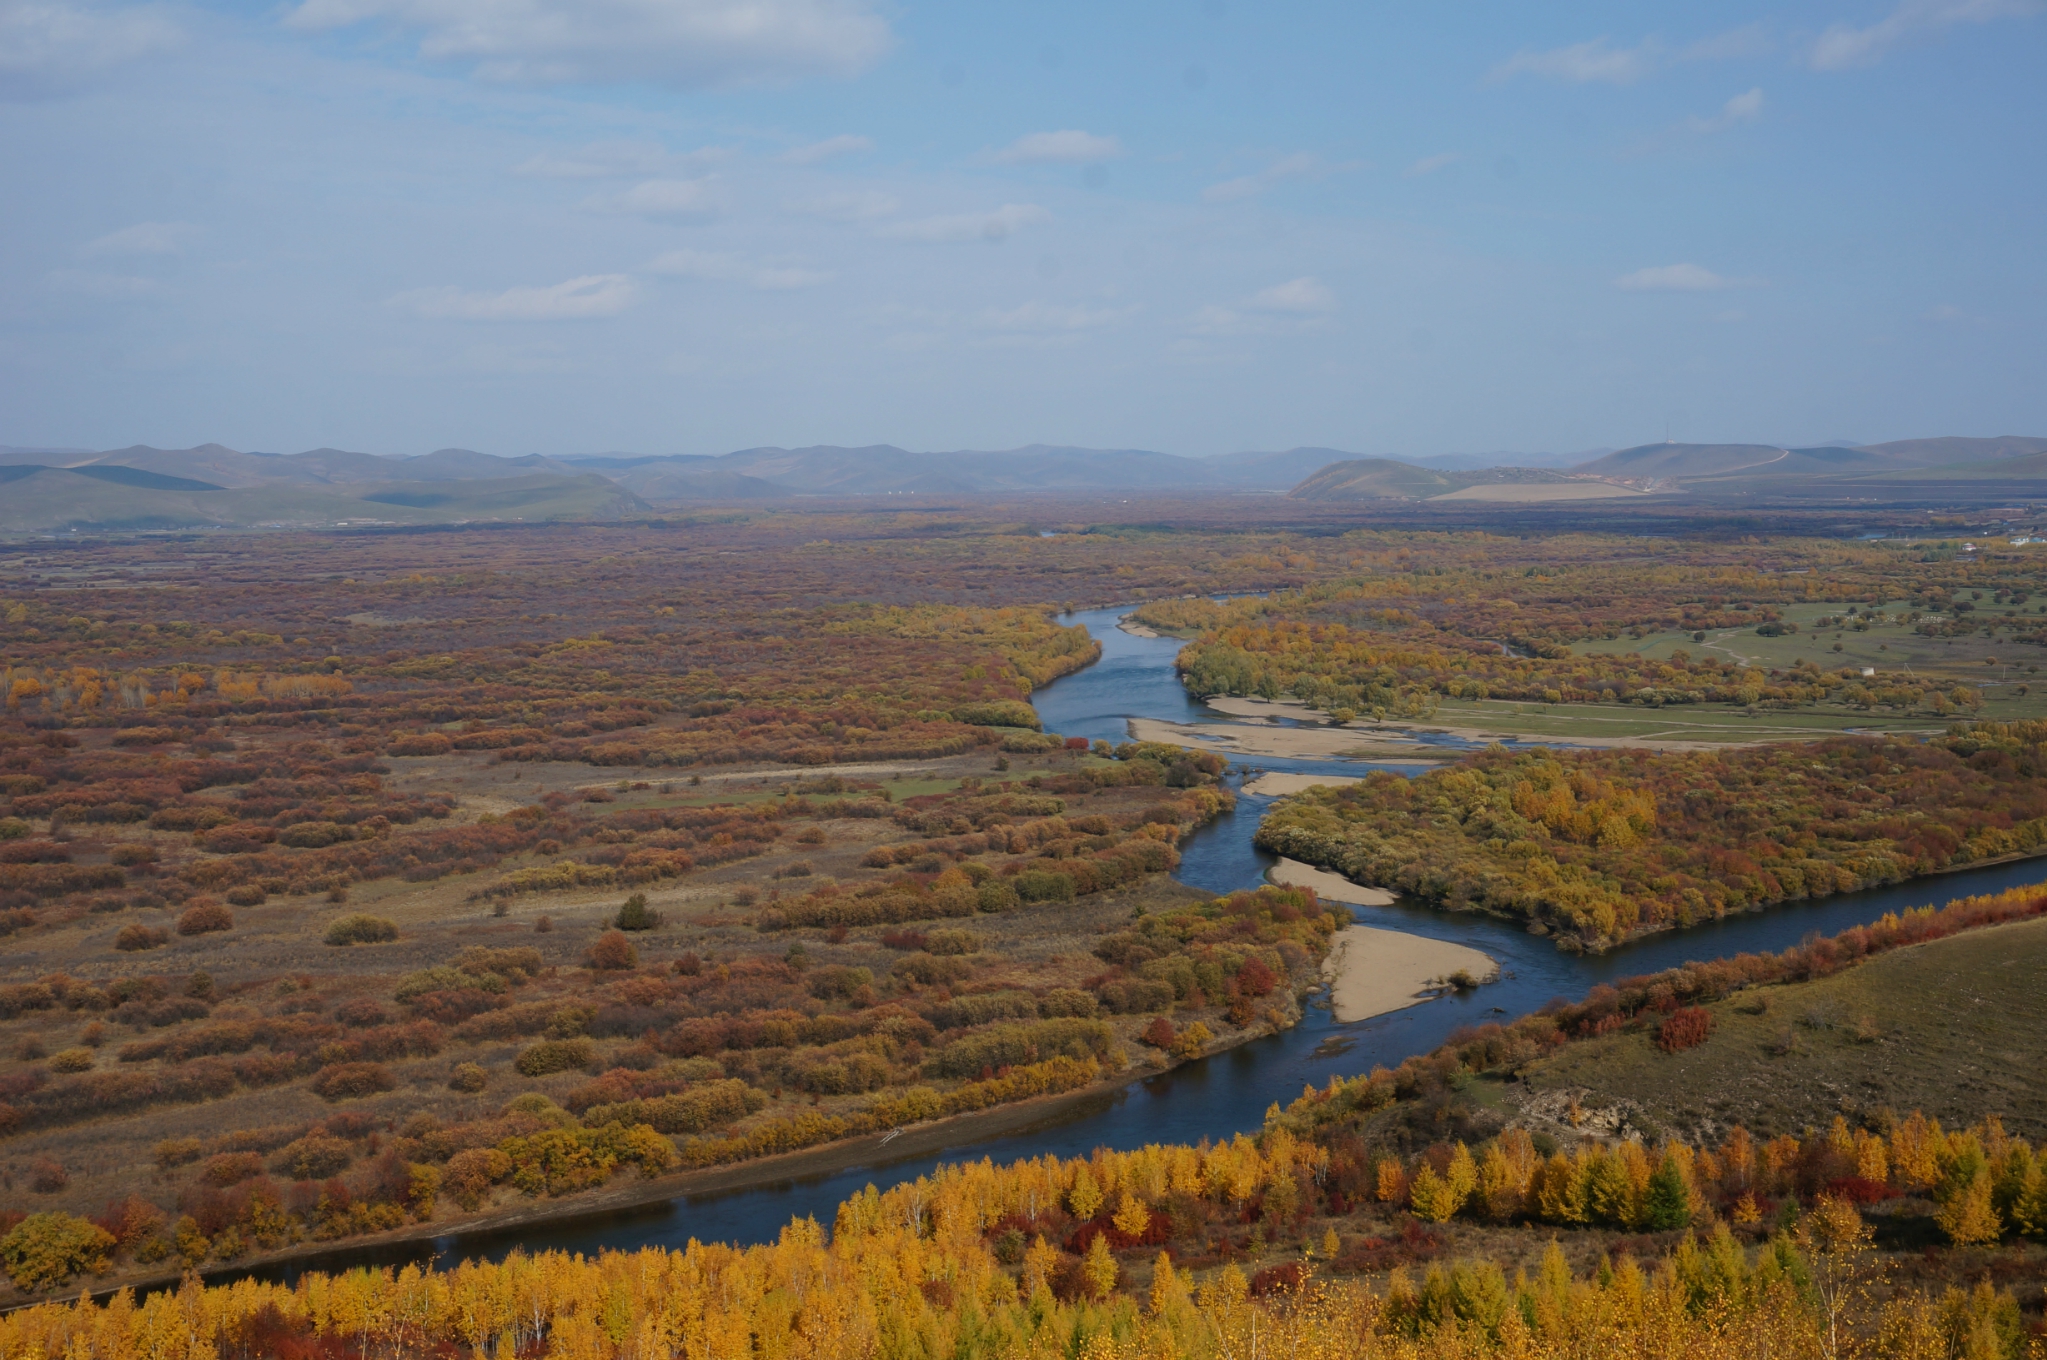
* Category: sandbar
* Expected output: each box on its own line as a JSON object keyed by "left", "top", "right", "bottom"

{"left": 1126, "top": 716, "right": 1449, "bottom": 763}
{"left": 1241, "top": 772, "right": 1365, "bottom": 797}
{"left": 1267, "top": 856, "right": 1392, "bottom": 905}
{"left": 1321, "top": 924, "right": 1499, "bottom": 1022}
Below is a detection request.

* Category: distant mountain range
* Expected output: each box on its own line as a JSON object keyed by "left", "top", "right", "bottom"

{"left": 1286, "top": 436, "right": 2047, "bottom": 504}
{"left": 3, "top": 434, "right": 2044, "bottom": 531}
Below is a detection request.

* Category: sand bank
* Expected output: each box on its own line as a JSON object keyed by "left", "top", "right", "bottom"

{"left": 1321, "top": 924, "right": 1499, "bottom": 1022}
{"left": 1241, "top": 772, "right": 1365, "bottom": 797}
{"left": 1267, "top": 856, "right": 1393, "bottom": 905}
{"left": 1118, "top": 619, "right": 1162, "bottom": 638}
{"left": 1127, "top": 716, "right": 1450, "bottom": 763}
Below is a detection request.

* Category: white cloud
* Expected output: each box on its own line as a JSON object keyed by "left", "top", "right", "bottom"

{"left": 781, "top": 134, "right": 871, "bottom": 165}
{"left": 1202, "top": 152, "right": 1352, "bottom": 203}
{"left": 982, "top": 130, "right": 1124, "bottom": 165}
{"left": 0, "top": 0, "right": 179, "bottom": 97}
{"left": 1493, "top": 37, "right": 1661, "bottom": 84}
{"left": 582, "top": 177, "right": 725, "bottom": 219}
{"left": 787, "top": 189, "right": 898, "bottom": 221}
{"left": 878, "top": 203, "right": 1049, "bottom": 243}
{"left": 393, "top": 274, "right": 638, "bottom": 320}
{"left": 1615, "top": 263, "right": 1754, "bottom": 291}
{"left": 1189, "top": 278, "right": 1338, "bottom": 336}
{"left": 1492, "top": 25, "right": 1774, "bottom": 85}
{"left": 82, "top": 220, "right": 198, "bottom": 255}
{"left": 1687, "top": 87, "right": 1765, "bottom": 132}
{"left": 282, "top": 0, "right": 892, "bottom": 87}
{"left": 649, "top": 248, "right": 830, "bottom": 289}
{"left": 976, "top": 301, "right": 1132, "bottom": 332}
{"left": 1812, "top": 0, "right": 2039, "bottom": 69}
{"left": 1402, "top": 152, "right": 1462, "bottom": 178}
{"left": 1247, "top": 277, "right": 1336, "bottom": 313}
{"left": 514, "top": 142, "right": 677, "bottom": 178}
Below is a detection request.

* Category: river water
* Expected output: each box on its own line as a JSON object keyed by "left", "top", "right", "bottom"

{"left": 259, "top": 606, "right": 2047, "bottom": 1278}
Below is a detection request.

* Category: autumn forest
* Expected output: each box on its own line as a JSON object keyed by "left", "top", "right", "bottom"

{"left": 4, "top": 510, "right": 2047, "bottom": 1357}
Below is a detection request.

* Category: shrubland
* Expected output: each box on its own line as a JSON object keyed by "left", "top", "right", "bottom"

{"left": 1257, "top": 727, "right": 2047, "bottom": 948}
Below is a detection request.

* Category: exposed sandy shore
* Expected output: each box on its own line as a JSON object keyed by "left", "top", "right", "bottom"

{"left": 1241, "top": 772, "right": 1365, "bottom": 797}
{"left": 1118, "top": 619, "right": 1162, "bottom": 638}
{"left": 1127, "top": 716, "right": 1450, "bottom": 763}
{"left": 1267, "top": 856, "right": 1393, "bottom": 905}
{"left": 1321, "top": 924, "right": 1499, "bottom": 1022}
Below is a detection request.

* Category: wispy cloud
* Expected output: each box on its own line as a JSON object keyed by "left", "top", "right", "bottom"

{"left": 1493, "top": 24, "right": 1773, "bottom": 85}
{"left": 787, "top": 189, "right": 898, "bottom": 221}
{"left": 1201, "top": 152, "right": 1355, "bottom": 203}
{"left": 1402, "top": 152, "right": 1462, "bottom": 178}
{"left": 878, "top": 203, "right": 1049, "bottom": 243}
{"left": 281, "top": 0, "right": 893, "bottom": 87}
{"left": 581, "top": 177, "right": 726, "bottom": 219}
{"left": 1615, "top": 263, "right": 1758, "bottom": 292}
{"left": 980, "top": 130, "right": 1124, "bottom": 165}
{"left": 1687, "top": 88, "right": 1765, "bottom": 132}
{"left": 1190, "top": 277, "right": 1338, "bottom": 336}
{"left": 780, "top": 134, "right": 872, "bottom": 165}
{"left": 393, "top": 274, "right": 638, "bottom": 320}
{"left": 82, "top": 221, "right": 198, "bottom": 256}
{"left": 514, "top": 142, "right": 680, "bottom": 178}
{"left": 648, "top": 248, "right": 830, "bottom": 289}
{"left": 1494, "top": 36, "right": 1660, "bottom": 84}
{"left": 1811, "top": 0, "right": 2039, "bottom": 70}
{"left": 1248, "top": 277, "right": 1336, "bottom": 312}
{"left": 0, "top": 0, "right": 180, "bottom": 98}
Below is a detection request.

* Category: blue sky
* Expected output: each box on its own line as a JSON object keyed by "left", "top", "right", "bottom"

{"left": 3, "top": 0, "right": 2042, "bottom": 458}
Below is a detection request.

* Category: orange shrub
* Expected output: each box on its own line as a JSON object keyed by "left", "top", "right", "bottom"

{"left": 176, "top": 901, "right": 234, "bottom": 936}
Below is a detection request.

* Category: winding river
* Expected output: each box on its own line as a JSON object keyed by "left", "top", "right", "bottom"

{"left": 258, "top": 606, "right": 2047, "bottom": 1278}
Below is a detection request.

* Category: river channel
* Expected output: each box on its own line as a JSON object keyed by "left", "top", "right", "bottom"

{"left": 260, "top": 605, "right": 2047, "bottom": 1278}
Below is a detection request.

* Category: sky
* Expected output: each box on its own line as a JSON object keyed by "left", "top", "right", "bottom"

{"left": 2, "top": 0, "right": 2043, "bottom": 460}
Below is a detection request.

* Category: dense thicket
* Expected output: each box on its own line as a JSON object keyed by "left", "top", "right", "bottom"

{"left": 1257, "top": 728, "right": 2047, "bottom": 946}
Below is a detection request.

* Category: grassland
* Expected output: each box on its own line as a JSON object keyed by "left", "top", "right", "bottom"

{"left": 1513, "top": 915, "right": 2047, "bottom": 1144}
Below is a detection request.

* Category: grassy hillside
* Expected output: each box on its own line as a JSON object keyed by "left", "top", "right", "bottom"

{"left": 1515, "top": 914, "right": 2047, "bottom": 1142}
{"left": 1288, "top": 458, "right": 1459, "bottom": 499}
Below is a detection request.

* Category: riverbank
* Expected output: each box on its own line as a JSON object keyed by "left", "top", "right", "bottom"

{"left": 9, "top": 1003, "right": 1304, "bottom": 1309}
{"left": 1320, "top": 925, "right": 1499, "bottom": 1023}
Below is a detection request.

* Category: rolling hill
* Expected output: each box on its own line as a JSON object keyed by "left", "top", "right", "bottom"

{"left": 0, "top": 467, "right": 645, "bottom": 533}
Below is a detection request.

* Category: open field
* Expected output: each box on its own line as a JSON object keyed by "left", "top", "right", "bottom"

{"left": 1514, "top": 914, "right": 2047, "bottom": 1143}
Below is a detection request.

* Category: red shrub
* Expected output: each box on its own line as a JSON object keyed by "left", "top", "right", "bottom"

{"left": 586, "top": 930, "right": 638, "bottom": 971}
{"left": 1657, "top": 1006, "right": 1713, "bottom": 1053}
{"left": 1141, "top": 1016, "right": 1176, "bottom": 1049}
{"left": 1249, "top": 1262, "right": 1307, "bottom": 1297}
{"left": 1824, "top": 1176, "right": 1897, "bottom": 1204}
